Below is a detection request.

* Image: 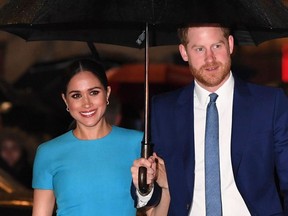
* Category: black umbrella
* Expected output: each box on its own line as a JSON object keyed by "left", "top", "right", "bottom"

{"left": 1, "top": 0, "right": 288, "bottom": 45}
{"left": 1, "top": 0, "right": 288, "bottom": 194}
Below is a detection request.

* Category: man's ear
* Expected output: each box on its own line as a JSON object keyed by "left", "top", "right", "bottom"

{"left": 179, "top": 44, "right": 188, "bottom": 62}
{"left": 228, "top": 35, "right": 234, "bottom": 54}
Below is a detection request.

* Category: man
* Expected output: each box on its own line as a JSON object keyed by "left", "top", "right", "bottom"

{"left": 131, "top": 23, "right": 288, "bottom": 216}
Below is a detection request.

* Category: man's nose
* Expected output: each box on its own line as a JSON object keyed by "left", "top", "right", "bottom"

{"left": 205, "top": 49, "right": 216, "bottom": 62}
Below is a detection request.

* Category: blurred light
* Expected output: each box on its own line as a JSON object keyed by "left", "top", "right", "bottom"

{"left": 0, "top": 178, "right": 13, "bottom": 193}
{"left": 0, "top": 101, "right": 12, "bottom": 113}
{"left": 282, "top": 0, "right": 288, "bottom": 7}
{"left": 282, "top": 45, "right": 288, "bottom": 82}
{"left": 0, "top": 200, "right": 33, "bottom": 207}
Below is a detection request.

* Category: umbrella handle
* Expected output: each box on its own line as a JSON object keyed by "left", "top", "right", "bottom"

{"left": 138, "top": 166, "right": 149, "bottom": 194}
{"left": 138, "top": 142, "right": 152, "bottom": 195}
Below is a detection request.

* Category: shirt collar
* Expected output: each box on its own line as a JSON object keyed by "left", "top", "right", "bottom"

{"left": 194, "top": 72, "right": 234, "bottom": 107}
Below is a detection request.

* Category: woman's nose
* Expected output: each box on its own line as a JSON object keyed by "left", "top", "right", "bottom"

{"left": 83, "top": 96, "right": 92, "bottom": 108}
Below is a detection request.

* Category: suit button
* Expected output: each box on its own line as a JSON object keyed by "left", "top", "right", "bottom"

{"left": 186, "top": 204, "right": 190, "bottom": 210}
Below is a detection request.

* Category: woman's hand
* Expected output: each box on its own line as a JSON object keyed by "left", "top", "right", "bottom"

{"left": 131, "top": 155, "right": 157, "bottom": 191}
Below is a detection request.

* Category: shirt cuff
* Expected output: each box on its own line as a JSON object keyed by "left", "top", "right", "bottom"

{"left": 136, "top": 185, "right": 154, "bottom": 208}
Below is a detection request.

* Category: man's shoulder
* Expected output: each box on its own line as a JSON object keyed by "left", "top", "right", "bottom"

{"left": 235, "top": 77, "right": 285, "bottom": 96}
{"left": 152, "top": 83, "right": 194, "bottom": 103}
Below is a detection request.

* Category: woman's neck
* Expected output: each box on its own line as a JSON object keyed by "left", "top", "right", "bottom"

{"left": 73, "top": 120, "right": 112, "bottom": 140}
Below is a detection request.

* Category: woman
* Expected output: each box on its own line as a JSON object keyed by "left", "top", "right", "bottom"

{"left": 32, "top": 59, "right": 143, "bottom": 216}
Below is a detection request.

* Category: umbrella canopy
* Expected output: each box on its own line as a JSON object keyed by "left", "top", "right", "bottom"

{"left": 1, "top": 0, "right": 288, "bottom": 45}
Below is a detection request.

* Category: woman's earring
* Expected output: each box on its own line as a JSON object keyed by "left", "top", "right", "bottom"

{"left": 106, "top": 100, "right": 109, "bottom": 105}
{"left": 66, "top": 107, "right": 70, "bottom": 112}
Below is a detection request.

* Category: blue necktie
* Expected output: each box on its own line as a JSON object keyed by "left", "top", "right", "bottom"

{"left": 205, "top": 93, "right": 222, "bottom": 215}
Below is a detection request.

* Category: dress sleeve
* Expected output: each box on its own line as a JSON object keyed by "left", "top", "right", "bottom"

{"left": 32, "top": 144, "right": 54, "bottom": 190}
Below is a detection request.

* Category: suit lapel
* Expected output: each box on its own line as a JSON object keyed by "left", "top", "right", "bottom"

{"left": 231, "top": 78, "right": 254, "bottom": 176}
{"left": 175, "top": 83, "right": 195, "bottom": 201}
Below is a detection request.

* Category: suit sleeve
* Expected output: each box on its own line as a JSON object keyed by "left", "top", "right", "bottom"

{"left": 130, "top": 182, "right": 162, "bottom": 208}
{"left": 274, "top": 89, "right": 288, "bottom": 214}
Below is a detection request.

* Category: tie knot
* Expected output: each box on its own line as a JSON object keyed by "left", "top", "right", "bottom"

{"left": 209, "top": 93, "right": 218, "bottom": 103}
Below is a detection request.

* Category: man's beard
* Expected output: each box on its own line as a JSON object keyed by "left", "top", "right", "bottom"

{"left": 190, "top": 59, "right": 231, "bottom": 88}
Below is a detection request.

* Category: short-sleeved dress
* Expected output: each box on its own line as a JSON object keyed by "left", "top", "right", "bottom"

{"left": 33, "top": 126, "right": 143, "bottom": 216}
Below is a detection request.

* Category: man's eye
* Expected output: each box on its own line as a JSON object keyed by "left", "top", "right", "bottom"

{"left": 195, "top": 47, "right": 204, "bottom": 52}
{"left": 214, "top": 44, "right": 221, "bottom": 49}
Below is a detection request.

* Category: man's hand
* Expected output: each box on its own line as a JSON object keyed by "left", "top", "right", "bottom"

{"left": 154, "top": 153, "right": 168, "bottom": 190}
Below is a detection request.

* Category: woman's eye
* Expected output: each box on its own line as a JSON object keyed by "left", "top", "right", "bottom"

{"left": 90, "top": 90, "right": 99, "bottom": 96}
{"left": 71, "top": 93, "right": 81, "bottom": 99}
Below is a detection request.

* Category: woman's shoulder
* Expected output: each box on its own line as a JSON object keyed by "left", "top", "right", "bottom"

{"left": 112, "top": 126, "right": 143, "bottom": 137}
{"left": 37, "top": 130, "right": 74, "bottom": 151}
{"left": 110, "top": 126, "right": 142, "bottom": 151}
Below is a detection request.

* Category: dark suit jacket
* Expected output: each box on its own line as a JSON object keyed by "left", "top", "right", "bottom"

{"left": 148, "top": 77, "right": 288, "bottom": 216}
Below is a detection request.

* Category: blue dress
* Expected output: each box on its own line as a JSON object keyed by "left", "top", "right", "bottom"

{"left": 33, "top": 126, "right": 143, "bottom": 216}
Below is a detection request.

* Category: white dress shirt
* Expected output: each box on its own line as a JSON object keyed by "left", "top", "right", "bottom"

{"left": 191, "top": 72, "right": 250, "bottom": 215}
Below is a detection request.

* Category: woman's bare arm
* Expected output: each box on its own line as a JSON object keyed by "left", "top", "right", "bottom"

{"left": 32, "top": 189, "right": 55, "bottom": 216}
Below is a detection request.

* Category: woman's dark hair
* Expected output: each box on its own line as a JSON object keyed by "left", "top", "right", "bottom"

{"left": 61, "top": 58, "right": 108, "bottom": 95}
